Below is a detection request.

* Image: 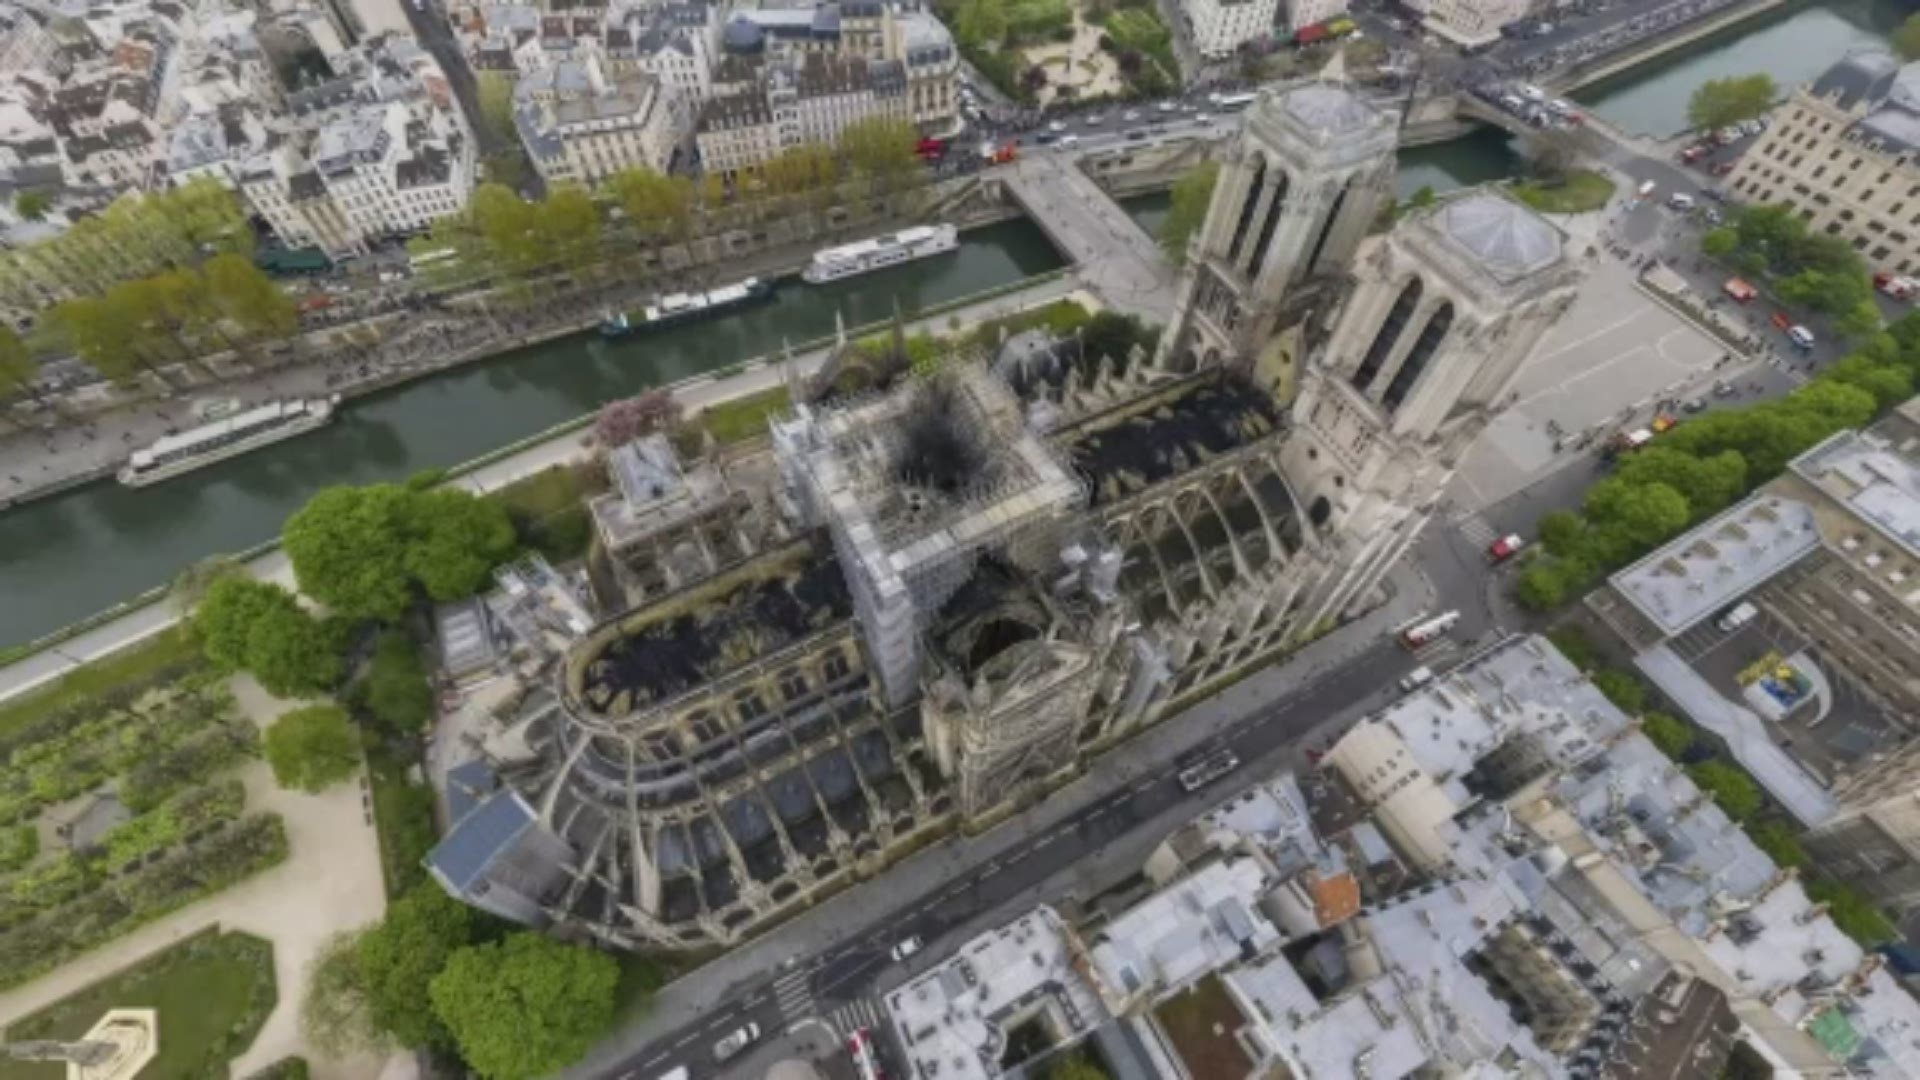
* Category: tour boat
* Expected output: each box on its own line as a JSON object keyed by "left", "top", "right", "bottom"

{"left": 599, "top": 276, "right": 775, "bottom": 338}
{"left": 117, "top": 396, "right": 339, "bottom": 487}
{"left": 800, "top": 224, "right": 959, "bottom": 285}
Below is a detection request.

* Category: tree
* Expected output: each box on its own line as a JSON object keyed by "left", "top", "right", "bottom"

{"left": 760, "top": 143, "right": 839, "bottom": 199}
{"left": 1612, "top": 448, "right": 1748, "bottom": 523}
{"left": 1806, "top": 879, "right": 1898, "bottom": 945}
{"left": 1520, "top": 129, "right": 1579, "bottom": 184}
{"left": 1160, "top": 161, "right": 1219, "bottom": 265}
{"left": 354, "top": 630, "right": 435, "bottom": 736}
{"left": 1701, "top": 226, "right": 1738, "bottom": 260}
{"left": 1640, "top": 711, "right": 1693, "bottom": 758}
{"left": 1895, "top": 12, "right": 1920, "bottom": 61}
{"left": 1583, "top": 478, "right": 1691, "bottom": 548}
{"left": 204, "top": 253, "right": 298, "bottom": 340}
{"left": 401, "top": 487, "right": 518, "bottom": 602}
{"left": 1823, "top": 354, "right": 1915, "bottom": 411}
{"left": 303, "top": 931, "right": 384, "bottom": 1058}
{"left": 1591, "top": 669, "right": 1647, "bottom": 715}
{"left": 51, "top": 295, "right": 154, "bottom": 388}
{"left": 1688, "top": 761, "right": 1762, "bottom": 820}
{"left": 595, "top": 389, "right": 682, "bottom": 448}
{"left": 192, "top": 576, "right": 343, "bottom": 698}
{"left": 1081, "top": 311, "right": 1151, "bottom": 372}
{"left": 0, "top": 324, "right": 52, "bottom": 416}
{"left": 1748, "top": 820, "right": 1808, "bottom": 868}
{"left": 429, "top": 932, "right": 620, "bottom": 1080}
{"left": 360, "top": 885, "right": 475, "bottom": 1049}
{"left": 1687, "top": 74, "right": 1777, "bottom": 133}
{"left": 264, "top": 704, "right": 362, "bottom": 792}
{"left": 468, "top": 183, "right": 546, "bottom": 275}
{"left": 285, "top": 485, "right": 419, "bottom": 622}
{"left": 540, "top": 186, "right": 603, "bottom": 273}
{"left": 838, "top": 117, "right": 921, "bottom": 190}
{"left": 13, "top": 190, "right": 48, "bottom": 221}
{"left": 956, "top": 0, "right": 1009, "bottom": 46}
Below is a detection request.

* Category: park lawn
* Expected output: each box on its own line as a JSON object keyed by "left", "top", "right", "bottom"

{"left": 0, "top": 929, "right": 275, "bottom": 1080}
{"left": 0, "top": 627, "right": 200, "bottom": 741}
{"left": 489, "top": 460, "right": 607, "bottom": 563}
{"left": 1513, "top": 170, "right": 1617, "bottom": 214}
{"left": 696, "top": 386, "right": 792, "bottom": 445}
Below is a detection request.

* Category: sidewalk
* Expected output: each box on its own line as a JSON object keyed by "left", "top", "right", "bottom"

{"left": 0, "top": 276, "right": 1084, "bottom": 707}
{"left": 564, "top": 559, "right": 1434, "bottom": 1078}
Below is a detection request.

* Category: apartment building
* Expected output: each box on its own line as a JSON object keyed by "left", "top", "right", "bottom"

{"left": 1403, "top": 0, "right": 1528, "bottom": 48}
{"left": 1182, "top": 0, "right": 1278, "bottom": 60}
{"left": 1282, "top": 0, "right": 1348, "bottom": 35}
{"left": 1729, "top": 48, "right": 1920, "bottom": 278}
{"left": 514, "top": 54, "right": 679, "bottom": 185}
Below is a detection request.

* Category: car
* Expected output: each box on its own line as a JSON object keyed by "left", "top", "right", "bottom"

{"left": 1713, "top": 378, "right": 1737, "bottom": 397}
{"left": 1125, "top": 130, "right": 1146, "bottom": 141}
{"left": 1048, "top": 120, "right": 1065, "bottom": 133}
{"left": 1399, "top": 665, "right": 1435, "bottom": 692}
{"left": 1157, "top": 100, "right": 1177, "bottom": 112}
{"left": 1788, "top": 324, "right": 1816, "bottom": 350}
{"left": 1711, "top": 161, "right": 1736, "bottom": 176}
{"left": 1035, "top": 133, "right": 1057, "bottom": 144}
{"left": 1679, "top": 144, "right": 1708, "bottom": 163}
{"left": 1665, "top": 192, "right": 1694, "bottom": 211}
{"left": 1702, "top": 207, "right": 1723, "bottom": 225}
{"left": 1715, "top": 126, "right": 1741, "bottom": 144}
{"left": 1059, "top": 134, "right": 1080, "bottom": 146}
{"left": 1739, "top": 119, "right": 1764, "bottom": 136}
{"left": 1123, "top": 109, "right": 1141, "bottom": 122}
{"left": 1500, "top": 93, "right": 1525, "bottom": 111}
{"left": 713, "top": 1023, "right": 762, "bottom": 1063}
{"left": 1519, "top": 83, "right": 1545, "bottom": 101}
{"left": 1682, "top": 396, "right": 1708, "bottom": 413}
{"left": 891, "top": 936, "right": 924, "bottom": 962}
{"left": 1717, "top": 601, "right": 1759, "bottom": 633}
{"left": 1085, "top": 113, "right": 1105, "bottom": 125}
{"left": 1193, "top": 112, "right": 1212, "bottom": 123}
{"left": 1488, "top": 534, "right": 1526, "bottom": 564}
{"left": 1650, "top": 413, "right": 1680, "bottom": 433}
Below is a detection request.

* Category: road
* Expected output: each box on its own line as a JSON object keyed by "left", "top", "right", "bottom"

{"left": 577, "top": 526, "right": 1495, "bottom": 1080}
{"left": 400, "top": 0, "right": 531, "bottom": 193}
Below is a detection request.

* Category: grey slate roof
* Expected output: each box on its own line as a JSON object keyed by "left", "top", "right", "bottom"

{"left": 1436, "top": 192, "right": 1562, "bottom": 284}
{"left": 1811, "top": 48, "right": 1901, "bottom": 110}
{"left": 1280, "top": 82, "right": 1381, "bottom": 137}
{"left": 431, "top": 788, "right": 535, "bottom": 892}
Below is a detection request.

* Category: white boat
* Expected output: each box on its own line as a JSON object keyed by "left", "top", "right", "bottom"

{"left": 117, "top": 396, "right": 339, "bottom": 487}
{"left": 801, "top": 224, "right": 959, "bottom": 284}
{"left": 600, "top": 276, "right": 774, "bottom": 337}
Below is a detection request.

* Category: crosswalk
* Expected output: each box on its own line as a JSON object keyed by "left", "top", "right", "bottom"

{"left": 828, "top": 997, "right": 885, "bottom": 1038}
{"left": 772, "top": 967, "right": 814, "bottom": 1020}
{"left": 1411, "top": 638, "right": 1461, "bottom": 668}
{"left": 1456, "top": 513, "right": 1498, "bottom": 549}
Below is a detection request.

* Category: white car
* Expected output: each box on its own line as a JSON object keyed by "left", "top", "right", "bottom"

{"left": 1122, "top": 109, "right": 1140, "bottom": 122}
{"left": 1059, "top": 134, "right": 1080, "bottom": 147}
{"left": 1398, "top": 666, "right": 1434, "bottom": 692}
{"left": 1157, "top": 100, "right": 1176, "bottom": 112}
{"left": 713, "top": 1023, "right": 762, "bottom": 1063}
{"left": 890, "top": 936, "right": 924, "bottom": 962}
{"left": 1048, "top": 119, "right": 1065, "bottom": 133}
{"left": 1193, "top": 112, "right": 1212, "bottom": 124}
{"left": 1085, "top": 113, "right": 1105, "bottom": 125}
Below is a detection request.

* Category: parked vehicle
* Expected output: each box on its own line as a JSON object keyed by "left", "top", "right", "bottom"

{"left": 1399, "top": 611, "right": 1460, "bottom": 649}
{"left": 1876, "top": 271, "right": 1917, "bottom": 300}
{"left": 1177, "top": 748, "right": 1241, "bottom": 791}
{"left": 1717, "top": 601, "right": 1759, "bottom": 633}
{"left": 1723, "top": 278, "right": 1757, "bottom": 303}
{"left": 1399, "top": 666, "right": 1435, "bottom": 692}
{"left": 713, "top": 1023, "right": 762, "bottom": 1063}
{"left": 891, "top": 936, "right": 924, "bottom": 962}
{"left": 1666, "top": 192, "right": 1695, "bottom": 210}
{"left": 1788, "top": 325, "right": 1816, "bottom": 350}
{"left": 1488, "top": 534, "right": 1526, "bottom": 564}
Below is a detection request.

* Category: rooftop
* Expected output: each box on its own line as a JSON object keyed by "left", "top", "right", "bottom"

{"left": 1065, "top": 374, "right": 1280, "bottom": 506}
{"left": 566, "top": 542, "right": 853, "bottom": 716}
{"left": 885, "top": 907, "right": 1106, "bottom": 1080}
{"left": 1790, "top": 428, "right": 1920, "bottom": 559}
{"left": 1088, "top": 857, "right": 1280, "bottom": 1000}
{"left": 1434, "top": 192, "right": 1564, "bottom": 284}
{"left": 1608, "top": 493, "right": 1821, "bottom": 637}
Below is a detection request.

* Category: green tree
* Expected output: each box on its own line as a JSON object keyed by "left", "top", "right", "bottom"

{"left": 759, "top": 143, "right": 839, "bottom": 199}
{"left": 1748, "top": 820, "right": 1808, "bottom": 868}
{"left": 1687, "top": 74, "right": 1777, "bottom": 133}
{"left": 540, "top": 185, "right": 603, "bottom": 273}
{"left": 360, "top": 885, "right": 475, "bottom": 1049}
{"left": 285, "top": 485, "right": 419, "bottom": 622}
{"left": 1160, "top": 161, "right": 1219, "bottom": 265}
{"left": 204, "top": 253, "right": 298, "bottom": 339}
{"left": 1640, "top": 712, "right": 1693, "bottom": 758}
{"left": 607, "top": 168, "right": 693, "bottom": 238}
{"left": 402, "top": 487, "right": 518, "bottom": 602}
{"left": 1688, "top": 761, "right": 1762, "bottom": 820}
{"left": 1895, "top": 12, "right": 1920, "bottom": 60}
{"left": 1701, "top": 226, "right": 1738, "bottom": 260}
{"left": 1806, "top": 879, "right": 1898, "bottom": 945}
{"left": 430, "top": 933, "right": 620, "bottom": 1080}
{"left": 302, "top": 930, "right": 384, "bottom": 1058}
{"left": 956, "top": 0, "right": 1009, "bottom": 46}
{"left": 837, "top": 117, "right": 921, "bottom": 190}
{"left": 14, "top": 190, "right": 48, "bottom": 221}
{"left": 191, "top": 576, "right": 343, "bottom": 698}
{"left": 355, "top": 630, "right": 434, "bottom": 736}
{"left": 264, "top": 704, "right": 362, "bottom": 792}
{"left": 1583, "top": 478, "right": 1691, "bottom": 548}
{"left": 51, "top": 295, "right": 158, "bottom": 388}
{"left": 1612, "top": 448, "right": 1748, "bottom": 522}
{"left": 1823, "top": 354, "right": 1915, "bottom": 411}
{"left": 469, "top": 183, "right": 546, "bottom": 275}
{"left": 1591, "top": 669, "right": 1647, "bottom": 715}
{"left": 0, "top": 324, "right": 62, "bottom": 418}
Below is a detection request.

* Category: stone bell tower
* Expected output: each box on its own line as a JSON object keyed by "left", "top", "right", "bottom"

{"left": 1157, "top": 79, "right": 1398, "bottom": 393}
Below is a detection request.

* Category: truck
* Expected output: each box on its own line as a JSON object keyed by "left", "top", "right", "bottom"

{"left": 980, "top": 140, "right": 1018, "bottom": 165}
{"left": 1605, "top": 428, "right": 1654, "bottom": 459}
{"left": 1875, "top": 271, "right": 1917, "bottom": 300}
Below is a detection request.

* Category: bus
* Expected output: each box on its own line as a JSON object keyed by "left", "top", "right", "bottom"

{"left": 409, "top": 247, "right": 460, "bottom": 274}
{"left": 1177, "top": 748, "right": 1241, "bottom": 791}
{"left": 1399, "top": 611, "right": 1459, "bottom": 649}
{"left": 1213, "top": 92, "right": 1256, "bottom": 112}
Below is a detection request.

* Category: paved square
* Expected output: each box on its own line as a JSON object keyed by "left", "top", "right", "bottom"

{"left": 1450, "top": 256, "right": 1727, "bottom": 511}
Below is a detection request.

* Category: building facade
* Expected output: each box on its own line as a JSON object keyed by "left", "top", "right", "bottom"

{"left": 1181, "top": 0, "right": 1278, "bottom": 60}
{"left": 515, "top": 54, "right": 679, "bottom": 185}
{"left": 1728, "top": 48, "right": 1920, "bottom": 279}
{"left": 1405, "top": 0, "right": 1529, "bottom": 48}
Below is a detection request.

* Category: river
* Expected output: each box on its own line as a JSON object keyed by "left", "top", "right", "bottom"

{"left": 0, "top": 219, "right": 1064, "bottom": 650}
{"left": 1576, "top": 0, "right": 1906, "bottom": 136}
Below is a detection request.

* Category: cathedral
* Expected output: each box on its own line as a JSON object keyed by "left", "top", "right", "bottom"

{"left": 427, "top": 79, "right": 1591, "bottom": 952}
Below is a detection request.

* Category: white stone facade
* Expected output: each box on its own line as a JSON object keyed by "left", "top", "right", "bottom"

{"left": 1414, "top": 0, "right": 1529, "bottom": 48}
{"left": 515, "top": 56, "right": 680, "bottom": 185}
{"left": 1283, "top": 0, "right": 1348, "bottom": 34}
{"left": 1183, "top": 0, "right": 1279, "bottom": 59}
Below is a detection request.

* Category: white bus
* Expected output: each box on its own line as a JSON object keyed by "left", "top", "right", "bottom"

{"left": 1213, "top": 92, "right": 1257, "bottom": 112}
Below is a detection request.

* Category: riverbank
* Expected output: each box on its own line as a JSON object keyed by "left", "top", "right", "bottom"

{"left": 0, "top": 273, "right": 1085, "bottom": 704}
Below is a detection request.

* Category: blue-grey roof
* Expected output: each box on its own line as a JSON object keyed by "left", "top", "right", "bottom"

{"left": 430, "top": 789, "right": 534, "bottom": 892}
{"left": 1435, "top": 192, "right": 1562, "bottom": 284}
{"left": 445, "top": 759, "right": 498, "bottom": 827}
{"left": 1811, "top": 48, "right": 1900, "bottom": 110}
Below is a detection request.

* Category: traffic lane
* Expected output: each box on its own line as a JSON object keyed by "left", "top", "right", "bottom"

{"left": 607, "top": 634, "right": 1422, "bottom": 1079}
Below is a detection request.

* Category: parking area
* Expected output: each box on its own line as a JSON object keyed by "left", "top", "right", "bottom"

{"left": 1665, "top": 606, "right": 1905, "bottom": 786}
{"left": 1450, "top": 254, "right": 1728, "bottom": 510}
